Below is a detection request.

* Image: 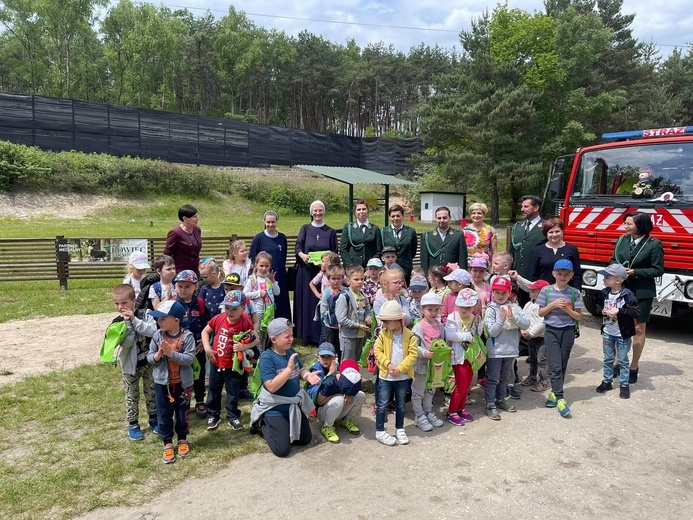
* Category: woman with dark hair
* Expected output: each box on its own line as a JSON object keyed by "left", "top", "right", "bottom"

{"left": 250, "top": 210, "right": 291, "bottom": 319}
{"left": 339, "top": 199, "right": 381, "bottom": 268}
{"left": 529, "top": 218, "right": 582, "bottom": 290}
{"left": 611, "top": 211, "right": 664, "bottom": 383}
{"left": 163, "top": 204, "right": 202, "bottom": 275}
{"left": 294, "top": 200, "right": 338, "bottom": 344}
{"left": 380, "top": 204, "right": 418, "bottom": 280}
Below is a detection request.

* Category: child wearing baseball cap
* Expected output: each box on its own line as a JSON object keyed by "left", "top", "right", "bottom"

{"left": 593, "top": 264, "right": 640, "bottom": 399}
{"left": 147, "top": 300, "right": 197, "bottom": 463}
{"left": 537, "top": 259, "right": 583, "bottom": 417}
{"left": 314, "top": 358, "right": 366, "bottom": 443}
{"left": 123, "top": 250, "right": 151, "bottom": 298}
{"left": 483, "top": 277, "right": 530, "bottom": 421}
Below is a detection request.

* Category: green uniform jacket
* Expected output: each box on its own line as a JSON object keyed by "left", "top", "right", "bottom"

{"left": 340, "top": 222, "right": 382, "bottom": 268}
{"left": 380, "top": 225, "right": 418, "bottom": 278}
{"left": 509, "top": 219, "right": 547, "bottom": 280}
{"left": 610, "top": 235, "right": 664, "bottom": 299}
{"left": 420, "top": 228, "right": 468, "bottom": 275}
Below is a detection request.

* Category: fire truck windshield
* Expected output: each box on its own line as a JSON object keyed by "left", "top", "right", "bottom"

{"left": 571, "top": 142, "right": 693, "bottom": 202}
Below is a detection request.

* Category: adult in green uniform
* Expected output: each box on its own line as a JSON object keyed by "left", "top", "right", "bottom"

{"left": 420, "top": 206, "right": 468, "bottom": 275}
{"left": 340, "top": 199, "right": 381, "bottom": 268}
{"left": 380, "top": 204, "right": 418, "bottom": 280}
{"left": 610, "top": 211, "right": 664, "bottom": 384}
{"left": 509, "top": 195, "right": 547, "bottom": 306}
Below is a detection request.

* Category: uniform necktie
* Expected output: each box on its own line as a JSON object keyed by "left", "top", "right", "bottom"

{"left": 361, "top": 224, "right": 367, "bottom": 235}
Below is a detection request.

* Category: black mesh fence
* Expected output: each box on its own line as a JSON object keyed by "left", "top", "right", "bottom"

{"left": 0, "top": 93, "right": 422, "bottom": 174}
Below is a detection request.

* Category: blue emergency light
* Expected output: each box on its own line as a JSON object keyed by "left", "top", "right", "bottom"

{"left": 602, "top": 126, "right": 693, "bottom": 141}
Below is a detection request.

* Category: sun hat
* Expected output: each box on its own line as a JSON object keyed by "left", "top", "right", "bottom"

{"left": 367, "top": 258, "right": 383, "bottom": 268}
{"left": 173, "top": 270, "right": 198, "bottom": 284}
{"left": 491, "top": 276, "right": 512, "bottom": 293}
{"left": 377, "top": 300, "right": 405, "bottom": 321}
{"left": 149, "top": 300, "right": 186, "bottom": 321}
{"left": 219, "top": 290, "right": 245, "bottom": 308}
{"left": 409, "top": 274, "right": 428, "bottom": 291}
{"left": 526, "top": 279, "right": 551, "bottom": 290}
{"left": 338, "top": 359, "right": 362, "bottom": 396}
{"left": 468, "top": 253, "right": 489, "bottom": 269}
{"left": 553, "top": 259, "right": 574, "bottom": 271}
{"left": 598, "top": 264, "right": 628, "bottom": 280}
{"left": 267, "top": 318, "right": 293, "bottom": 338}
{"left": 455, "top": 288, "right": 479, "bottom": 307}
{"left": 222, "top": 272, "right": 243, "bottom": 287}
{"left": 443, "top": 268, "right": 472, "bottom": 285}
{"left": 420, "top": 293, "right": 443, "bottom": 307}
{"left": 317, "top": 342, "right": 337, "bottom": 357}
{"left": 128, "top": 250, "right": 150, "bottom": 269}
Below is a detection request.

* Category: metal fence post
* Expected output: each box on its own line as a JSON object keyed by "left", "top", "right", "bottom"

{"left": 55, "top": 235, "right": 68, "bottom": 290}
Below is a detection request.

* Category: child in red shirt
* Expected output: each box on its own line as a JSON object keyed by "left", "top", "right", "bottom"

{"left": 202, "top": 290, "right": 259, "bottom": 431}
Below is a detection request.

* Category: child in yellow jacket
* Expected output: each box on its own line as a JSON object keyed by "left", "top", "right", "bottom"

{"left": 374, "top": 300, "right": 418, "bottom": 446}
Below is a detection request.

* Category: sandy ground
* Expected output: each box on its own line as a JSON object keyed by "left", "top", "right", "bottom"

{"left": 2, "top": 312, "right": 692, "bottom": 520}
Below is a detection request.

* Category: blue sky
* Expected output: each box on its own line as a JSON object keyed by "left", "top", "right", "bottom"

{"left": 163, "top": 0, "right": 693, "bottom": 57}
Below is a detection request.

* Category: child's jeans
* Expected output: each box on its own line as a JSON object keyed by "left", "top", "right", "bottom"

{"left": 485, "top": 357, "right": 515, "bottom": 406}
{"left": 206, "top": 366, "right": 242, "bottom": 420}
{"left": 376, "top": 378, "right": 409, "bottom": 431}
{"left": 545, "top": 325, "right": 575, "bottom": 399}
{"left": 527, "top": 336, "right": 548, "bottom": 383}
{"left": 603, "top": 333, "right": 632, "bottom": 387}
{"left": 122, "top": 364, "right": 157, "bottom": 424}
{"left": 155, "top": 382, "right": 191, "bottom": 445}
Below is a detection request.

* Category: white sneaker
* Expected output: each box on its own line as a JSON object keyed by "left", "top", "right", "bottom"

{"left": 376, "top": 430, "right": 396, "bottom": 446}
{"left": 426, "top": 412, "right": 444, "bottom": 428}
{"left": 395, "top": 428, "right": 410, "bottom": 445}
{"left": 415, "top": 414, "right": 433, "bottom": 432}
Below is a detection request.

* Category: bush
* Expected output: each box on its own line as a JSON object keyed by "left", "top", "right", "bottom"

{"left": 0, "top": 142, "right": 50, "bottom": 190}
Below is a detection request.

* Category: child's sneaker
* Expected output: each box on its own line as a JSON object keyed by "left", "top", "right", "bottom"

{"left": 443, "top": 396, "right": 451, "bottom": 407}
{"left": 546, "top": 391, "right": 557, "bottom": 408}
{"left": 195, "top": 402, "right": 208, "bottom": 419}
{"left": 426, "top": 412, "right": 445, "bottom": 428}
{"left": 206, "top": 415, "right": 221, "bottom": 430}
{"left": 557, "top": 399, "right": 571, "bottom": 417}
{"left": 620, "top": 385, "right": 630, "bottom": 399}
{"left": 531, "top": 382, "right": 548, "bottom": 392}
{"left": 177, "top": 440, "right": 190, "bottom": 459}
{"left": 477, "top": 377, "right": 487, "bottom": 388}
{"left": 128, "top": 423, "right": 144, "bottom": 441}
{"left": 376, "top": 430, "right": 396, "bottom": 446}
{"left": 148, "top": 416, "right": 160, "bottom": 435}
{"left": 520, "top": 375, "right": 537, "bottom": 387}
{"left": 162, "top": 443, "right": 175, "bottom": 464}
{"left": 445, "top": 413, "right": 465, "bottom": 426}
{"left": 395, "top": 428, "right": 410, "bottom": 445}
{"left": 485, "top": 406, "right": 501, "bottom": 421}
{"left": 495, "top": 399, "right": 517, "bottom": 412}
{"left": 228, "top": 417, "right": 243, "bottom": 430}
{"left": 596, "top": 381, "right": 613, "bottom": 393}
{"left": 507, "top": 385, "right": 522, "bottom": 399}
{"left": 415, "top": 414, "right": 433, "bottom": 432}
{"left": 321, "top": 425, "right": 340, "bottom": 443}
{"left": 338, "top": 418, "right": 361, "bottom": 435}
{"left": 459, "top": 410, "right": 474, "bottom": 422}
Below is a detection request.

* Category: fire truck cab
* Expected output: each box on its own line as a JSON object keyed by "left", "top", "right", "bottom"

{"left": 547, "top": 126, "right": 693, "bottom": 318}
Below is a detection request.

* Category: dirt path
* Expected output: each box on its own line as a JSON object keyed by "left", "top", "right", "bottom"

{"left": 2, "top": 313, "right": 692, "bottom": 519}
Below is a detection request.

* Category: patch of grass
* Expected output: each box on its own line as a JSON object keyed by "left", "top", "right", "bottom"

{"left": 0, "top": 280, "right": 120, "bottom": 323}
{"left": 0, "top": 363, "right": 268, "bottom": 519}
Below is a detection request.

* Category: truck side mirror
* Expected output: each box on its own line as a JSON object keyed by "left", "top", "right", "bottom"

{"left": 549, "top": 158, "right": 566, "bottom": 200}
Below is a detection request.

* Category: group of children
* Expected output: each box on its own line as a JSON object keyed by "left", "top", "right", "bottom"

{"left": 112, "top": 241, "right": 639, "bottom": 458}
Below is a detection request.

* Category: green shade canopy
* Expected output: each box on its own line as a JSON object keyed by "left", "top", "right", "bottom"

{"left": 295, "top": 165, "right": 416, "bottom": 225}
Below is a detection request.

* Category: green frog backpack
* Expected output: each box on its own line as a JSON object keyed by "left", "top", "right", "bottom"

{"left": 426, "top": 339, "right": 453, "bottom": 390}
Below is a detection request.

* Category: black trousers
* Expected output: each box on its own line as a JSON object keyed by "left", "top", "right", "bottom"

{"left": 260, "top": 412, "right": 312, "bottom": 458}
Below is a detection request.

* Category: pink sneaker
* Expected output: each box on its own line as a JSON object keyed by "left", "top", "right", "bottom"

{"left": 445, "top": 413, "right": 465, "bottom": 426}
{"left": 459, "top": 410, "right": 474, "bottom": 422}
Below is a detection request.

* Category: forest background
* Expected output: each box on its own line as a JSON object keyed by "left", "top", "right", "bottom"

{"left": 2, "top": 0, "right": 693, "bottom": 221}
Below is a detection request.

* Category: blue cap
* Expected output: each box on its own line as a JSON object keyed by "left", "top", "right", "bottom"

{"left": 553, "top": 259, "right": 574, "bottom": 271}
{"left": 149, "top": 300, "right": 186, "bottom": 322}
{"left": 317, "top": 342, "right": 336, "bottom": 357}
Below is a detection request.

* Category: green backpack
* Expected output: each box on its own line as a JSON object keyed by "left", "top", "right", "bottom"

{"left": 100, "top": 320, "right": 128, "bottom": 363}
{"left": 425, "top": 339, "right": 453, "bottom": 390}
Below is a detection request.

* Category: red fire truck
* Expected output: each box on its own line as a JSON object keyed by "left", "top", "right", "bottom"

{"left": 547, "top": 126, "right": 693, "bottom": 318}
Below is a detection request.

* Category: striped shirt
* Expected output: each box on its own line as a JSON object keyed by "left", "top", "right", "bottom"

{"left": 538, "top": 285, "right": 583, "bottom": 328}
